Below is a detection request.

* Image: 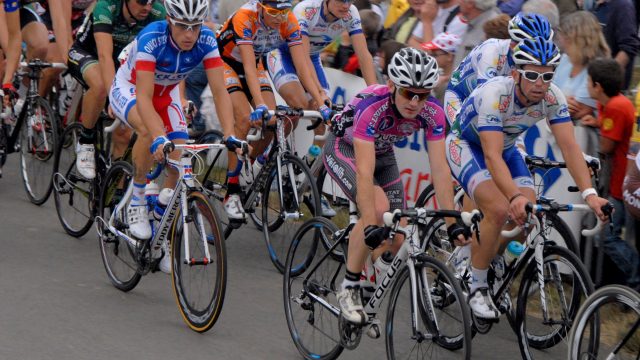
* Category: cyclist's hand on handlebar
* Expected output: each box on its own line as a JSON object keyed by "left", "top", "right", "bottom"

{"left": 250, "top": 104, "right": 269, "bottom": 123}
{"left": 319, "top": 104, "right": 332, "bottom": 123}
{"left": 150, "top": 135, "right": 171, "bottom": 162}
{"left": 508, "top": 194, "right": 530, "bottom": 226}
{"left": 364, "top": 224, "right": 390, "bottom": 250}
{"left": 585, "top": 195, "right": 611, "bottom": 222}
{"left": 224, "top": 135, "right": 249, "bottom": 156}
{"left": 447, "top": 222, "right": 472, "bottom": 246}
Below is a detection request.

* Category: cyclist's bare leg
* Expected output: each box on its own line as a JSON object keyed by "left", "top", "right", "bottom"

{"left": 22, "top": 22, "right": 48, "bottom": 61}
{"left": 346, "top": 185, "right": 389, "bottom": 274}
{"left": 39, "top": 41, "right": 64, "bottom": 96}
{"left": 78, "top": 63, "right": 107, "bottom": 130}
{"left": 248, "top": 90, "right": 277, "bottom": 156}
{"left": 124, "top": 104, "right": 153, "bottom": 184}
{"left": 111, "top": 126, "right": 133, "bottom": 161}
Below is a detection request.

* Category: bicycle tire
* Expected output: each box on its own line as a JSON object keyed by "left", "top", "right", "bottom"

{"left": 53, "top": 123, "right": 94, "bottom": 237}
{"left": 20, "top": 96, "right": 59, "bottom": 205}
{"left": 195, "top": 130, "right": 227, "bottom": 202}
{"left": 386, "top": 257, "right": 472, "bottom": 359}
{"left": 171, "top": 191, "right": 227, "bottom": 333}
{"left": 538, "top": 211, "right": 579, "bottom": 256}
{"left": 314, "top": 166, "right": 349, "bottom": 258}
{"left": 262, "top": 153, "right": 321, "bottom": 274}
{"left": 515, "top": 245, "right": 595, "bottom": 359}
{"left": 284, "top": 217, "right": 344, "bottom": 360}
{"left": 0, "top": 123, "right": 7, "bottom": 167}
{"left": 568, "top": 284, "right": 640, "bottom": 360}
{"left": 97, "top": 161, "right": 142, "bottom": 292}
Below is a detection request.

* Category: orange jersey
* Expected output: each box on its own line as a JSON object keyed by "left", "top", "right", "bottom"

{"left": 217, "top": 1, "right": 302, "bottom": 63}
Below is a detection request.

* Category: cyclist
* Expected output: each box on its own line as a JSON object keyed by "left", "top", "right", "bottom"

{"left": 1, "top": 1, "right": 21, "bottom": 104}
{"left": 445, "top": 37, "right": 609, "bottom": 319}
{"left": 444, "top": 12, "right": 553, "bottom": 126}
{"left": 326, "top": 48, "right": 469, "bottom": 324}
{"left": 69, "top": 0, "right": 165, "bottom": 180}
{"left": 108, "top": 0, "right": 241, "bottom": 269}
{"left": 216, "top": 0, "right": 332, "bottom": 220}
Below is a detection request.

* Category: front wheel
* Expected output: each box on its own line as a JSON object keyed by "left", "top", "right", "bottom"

{"left": 20, "top": 96, "right": 59, "bottom": 205}
{"left": 171, "top": 191, "right": 226, "bottom": 333}
{"left": 386, "top": 257, "right": 472, "bottom": 359}
{"left": 515, "top": 245, "right": 595, "bottom": 359}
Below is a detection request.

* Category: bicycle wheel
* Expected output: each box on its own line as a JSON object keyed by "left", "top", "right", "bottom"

{"left": 569, "top": 284, "right": 639, "bottom": 360}
{"left": 195, "top": 130, "right": 227, "bottom": 202}
{"left": 97, "top": 161, "right": 141, "bottom": 292}
{"left": 262, "top": 153, "right": 321, "bottom": 274}
{"left": 386, "top": 256, "right": 472, "bottom": 359}
{"left": 515, "top": 245, "right": 595, "bottom": 359}
{"left": 53, "top": 123, "right": 94, "bottom": 237}
{"left": 538, "top": 212, "right": 579, "bottom": 256}
{"left": 20, "top": 96, "right": 59, "bottom": 205}
{"left": 0, "top": 123, "right": 7, "bottom": 167}
{"left": 284, "top": 217, "right": 344, "bottom": 360}
{"left": 171, "top": 191, "right": 226, "bottom": 333}
{"left": 315, "top": 164, "right": 350, "bottom": 230}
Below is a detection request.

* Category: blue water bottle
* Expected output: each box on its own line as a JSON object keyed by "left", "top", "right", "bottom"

{"left": 504, "top": 241, "right": 525, "bottom": 266}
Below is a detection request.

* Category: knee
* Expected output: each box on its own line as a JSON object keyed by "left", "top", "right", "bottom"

{"left": 374, "top": 190, "right": 390, "bottom": 224}
{"left": 28, "top": 41, "right": 48, "bottom": 60}
{"left": 235, "top": 115, "right": 251, "bottom": 135}
{"left": 483, "top": 205, "right": 509, "bottom": 226}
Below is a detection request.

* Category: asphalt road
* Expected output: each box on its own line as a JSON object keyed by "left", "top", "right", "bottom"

{"left": 0, "top": 156, "right": 567, "bottom": 360}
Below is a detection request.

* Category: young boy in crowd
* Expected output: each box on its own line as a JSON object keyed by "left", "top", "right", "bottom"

{"left": 583, "top": 58, "right": 639, "bottom": 290}
{"left": 421, "top": 32, "right": 461, "bottom": 102}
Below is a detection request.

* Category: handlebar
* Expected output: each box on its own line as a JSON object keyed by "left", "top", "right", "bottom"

{"left": 146, "top": 142, "right": 228, "bottom": 180}
{"left": 19, "top": 60, "right": 67, "bottom": 70}
{"left": 525, "top": 153, "right": 600, "bottom": 172}
{"left": 103, "top": 118, "right": 121, "bottom": 133}
{"left": 382, "top": 208, "right": 482, "bottom": 227}
{"left": 246, "top": 105, "right": 338, "bottom": 142}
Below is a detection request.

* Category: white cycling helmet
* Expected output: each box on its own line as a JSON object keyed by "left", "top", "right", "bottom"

{"left": 164, "top": 0, "right": 209, "bottom": 22}
{"left": 387, "top": 48, "right": 439, "bottom": 89}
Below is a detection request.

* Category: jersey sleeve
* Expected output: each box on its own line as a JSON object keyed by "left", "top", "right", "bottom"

{"left": 475, "top": 82, "right": 505, "bottom": 132}
{"left": 422, "top": 102, "right": 446, "bottom": 141}
{"left": 93, "top": 0, "right": 115, "bottom": 34}
{"left": 232, "top": 9, "right": 256, "bottom": 46}
{"left": 472, "top": 43, "right": 501, "bottom": 86}
{"left": 293, "top": 3, "right": 310, "bottom": 36}
{"left": 201, "top": 29, "right": 224, "bottom": 69}
{"left": 284, "top": 12, "right": 303, "bottom": 47}
{"left": 134, "top": 33, "right": 157, "bottom": 72}
{"left": 351, "top": 97, "right": 381, "bottom": 142}
{"left": 3, "top": 0, "right": 19, "bottom": 13}
{"left": 347, "top": 6, "right": 363, "bottom": 36}
{"left": 545, "top": 84, "right": 571, "bottom": 125}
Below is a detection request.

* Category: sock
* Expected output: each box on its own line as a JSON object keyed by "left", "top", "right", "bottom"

{"left": 342, "top": 269, "right": 361, "bottom": 290}
{"left": 79, "top": 122, "right": 96, "bottom": 145}
{"left": 469, "top": 266, "right": 488, "bottom": 294}
{"left": 130, "top": 182, "right": 147, "bottom": 206}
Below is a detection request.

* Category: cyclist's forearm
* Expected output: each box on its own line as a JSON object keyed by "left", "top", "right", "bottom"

{"left": 99, "top": 58, "right": 116, "bottom": 96}
{"left": 206, "top": 66, "right": 236, "bottom": 138}
{"left": 291, "top": 45, "right": 324, "bottom": 106}
{"left": 561, "top": 141, "right": 594, "bottom": 192}
{"left": 238, "top": 45, "right": 265, "bottom": 106}
{"left": 49, "top": 0, "right": 72, "bottom": 57}
{"left": 352, "top": 34, "right": 377, "bottom": 86}
{"left": 2, "top": 14, "right": 21, "bottom": 85}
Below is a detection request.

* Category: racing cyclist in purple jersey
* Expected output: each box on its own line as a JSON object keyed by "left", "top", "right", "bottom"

{"left": 445, "top": 37, "right": 610, "bottom": 319}
{"left": 108, "top": 0, "right": 241, "bottom": 260}
{"left": 326, "top": 47, "right": 470, "bottom": 325}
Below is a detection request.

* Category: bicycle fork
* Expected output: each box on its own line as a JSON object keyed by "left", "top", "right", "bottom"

{"left": 276, "top": 154, "right": 301, "bottom": 220}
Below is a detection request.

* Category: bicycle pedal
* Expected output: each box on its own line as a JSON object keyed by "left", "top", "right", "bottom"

{"left": 113, "top": 219, "right": 129, "bottom": 230}
{"left": 366, "top": 321, "right": 381, "bottom": 339}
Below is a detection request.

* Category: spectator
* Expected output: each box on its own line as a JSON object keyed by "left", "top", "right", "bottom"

{"left": 554, "top": 0, "right": 578, "bottom": 18}
{"left": 584, "top": 58, "right": 639, "bottom": 290}
{"left": 342, "top": 10, "right": 382, "bottom": 75}
{"left": 218, "top": 0, "right": 246, "bottom": 23}
{"left": 407, "top": 0, "right": 467, "bottom": 48}
{"left": 623, "top": 89, "right": 640, "bottom": 250}
{"left": 453, "top": 0, "right": 501, "bottom": 67}
{"left": 497, "top": 0, "right": 524, "bottom": 16}
{"left": 374, "top": 39, "right": 406, "bottom": 82}
{"left": 382, "top": 0, "right": 426, "bottom": 44}
{"left": 554, "top": 11, "right": 610, "bottom": 157}
{"left": 592, "top": 0, "right": 640, "bottom": 90}
{"left": 482, "top": 13, "right": 510, "bottom": 39}
{"left": 421, "top": 32, "right": 461, "bottom": 101}
{"left": 521, "top": 0, "right": 560, "bottom": 31}
{"left": 383, "top": 0, "right": 411, "bottom": 28}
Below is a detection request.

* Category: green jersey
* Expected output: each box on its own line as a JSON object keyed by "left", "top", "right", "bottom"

{"left": 74, "top": 0, "right": 165, "bottom": 62}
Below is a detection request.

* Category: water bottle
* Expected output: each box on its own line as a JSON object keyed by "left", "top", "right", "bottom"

{"left": 503, "top": 241, "right": 525, "bottom": 266}
{"left": 153, "top": 188, "right": 174, "bottom": 221}
{"left": 373, "top": 251, "right": 394, "bottom": 286}
{"left": 144, "top": 180, "right": 160, "bottom": 217}
{"left": 304, "top": 144, "right": 321, "bottom": 168}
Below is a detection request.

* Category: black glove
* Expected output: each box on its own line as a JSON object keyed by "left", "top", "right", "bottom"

{"left": 447, "top": 222, "right": 471, "bottom": 244}
{"left": 364, "top": 225, "right": 390, "bottom": 250}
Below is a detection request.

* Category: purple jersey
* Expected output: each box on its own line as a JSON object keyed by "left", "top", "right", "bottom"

{"left": 337, "top": 85, "right": 446, "bottom": 154}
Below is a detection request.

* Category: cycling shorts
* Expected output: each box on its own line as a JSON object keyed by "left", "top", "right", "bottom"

{"left": 443, "top": 89, "right": 462, "bottom": 128}
{"left": 20, "top": 2, "right": 55, "bottom": 42}
{"left": 222, "top": 58, "right": 272, "bottom": 103}
{"left": 67, "top": 46, "right": 98, "bottom": 88}
{"left": 109, "top": 77, "right": 188, "bottom": 141}
{"left": 445, "top": 133, "right": 534, "bottom": 200}
{"left": 266, "top": 49, "right": 330, "bottom": 95}
{"left": 322, "top": 133, "right": 405, "bottom": 211}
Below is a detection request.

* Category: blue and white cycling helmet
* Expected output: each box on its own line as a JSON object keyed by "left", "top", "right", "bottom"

{"left": 512, "top": 37, "right": 561, "bottom": 67}
{"left": 508, "top": 13, "right": 553, "bottom": 42}
{"left": 388, "top": 48, "right": 439, "bottom": 89}
{"left": 164, "top": 0, "right": 209, "bottom": 22}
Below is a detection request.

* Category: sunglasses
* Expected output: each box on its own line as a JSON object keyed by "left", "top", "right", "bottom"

{"left": 135, "top": 0, "right": 155, "bottom": 5}
{"left": 518, "top": 69, "right": 554, "bottom": 83}
{"left": 397, "top": 87, "right": 431, "bottom": 102}
{"left": 258, "top": 2, "right": 291, "bottom": 18}
{"left": 168, "top": 17, "right": 203, "bottom": 32}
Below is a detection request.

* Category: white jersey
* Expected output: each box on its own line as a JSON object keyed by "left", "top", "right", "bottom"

{"left": 293, "top": 0, "right": 362, "bottom": 54}
{"left": 455, "top": 76, "right": 571, "bottom": 150}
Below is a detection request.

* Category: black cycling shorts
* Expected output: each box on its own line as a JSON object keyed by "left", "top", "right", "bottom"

{"left": 67, "top": 46, "right": 98, "bottom": 89}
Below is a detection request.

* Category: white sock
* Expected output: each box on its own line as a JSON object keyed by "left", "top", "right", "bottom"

{"left": 470, "top": 266, "right": 488, "bottom": 294}
{"left": 130, "top": 182, "right": 146, "bottom": 206}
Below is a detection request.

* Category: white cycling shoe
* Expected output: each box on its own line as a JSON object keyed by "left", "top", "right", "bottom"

{"left": 224, "top": 194, "right": 246, "bottom": 220}
{"left": 337, "top": 286, "right": 367, "bottom": 325}
{"left": 75, "top": 143, "right": 96, "bottom": 180}
{"left": 469, "top": 288, "right": 500, "bottom": 319}
{"left": 127, "top": 205, "right": 152, "bottom": 240}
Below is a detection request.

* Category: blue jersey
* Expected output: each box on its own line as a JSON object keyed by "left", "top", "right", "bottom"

{"left": 116, "top": 21, "right": 223, "bottom": 97}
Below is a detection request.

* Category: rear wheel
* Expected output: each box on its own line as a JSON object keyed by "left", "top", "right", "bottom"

{"left": 20, "top": 97, "right": 59, "bottom": 205}
{"left": 97, "top": 161, "right": 141, "bottom": 292}
{"left": 53, "top": 123, "right": 94, "bottom": 237}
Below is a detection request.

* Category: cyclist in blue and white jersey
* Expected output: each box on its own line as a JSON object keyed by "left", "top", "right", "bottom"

{"left": 445, "top": 37, "right": 609, "bottom": 319}
{"left": 109, "top": 0, "right": 241, "bottom": 248}
{"left": 444, "top": 13, "right": 553, "bottom": 126}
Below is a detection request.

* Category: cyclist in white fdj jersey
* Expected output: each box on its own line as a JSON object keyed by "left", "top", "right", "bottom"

{"left": 445, "top": 37, "right": 609, "bottom": 319}
{"left": 327, "top": 48, "right": 470, "bottom": 324}
{"left": 444, "top": 12, "right": 553, "bottom": 126}
{"left": 109, "top": 0, "right": 240, "bottom": 253}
